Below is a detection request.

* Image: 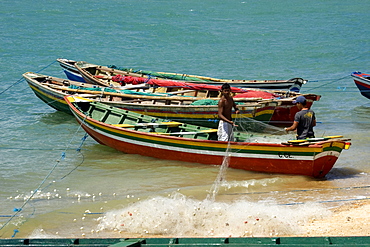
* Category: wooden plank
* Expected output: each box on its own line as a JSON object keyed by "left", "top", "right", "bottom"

{"left": 323, "top": 135, "right": 343, "bottom": 139}
{"left": 282, "top": 137, "right": 351, "bottom": 146}
{"left": 166, "top": 89, "right": 197, "bottom": 95}
{"left": 152, "top": 129, "right": 217, "bottom": 136}
{"left": 112, "top": 121, "right": 182, "bottom": 128}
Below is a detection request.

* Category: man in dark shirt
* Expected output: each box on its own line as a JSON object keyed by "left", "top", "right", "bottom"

{"left": 284, "top": 96, "right": 316, "bottom": 139}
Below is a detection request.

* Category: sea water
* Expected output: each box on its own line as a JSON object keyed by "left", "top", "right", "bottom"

{"left": 0, "top": 0, "right": 370, "bottom": 238}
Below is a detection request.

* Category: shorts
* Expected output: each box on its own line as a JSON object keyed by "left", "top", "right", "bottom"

{"left": 217, "top": 120, "right": 234, "bottom": 142}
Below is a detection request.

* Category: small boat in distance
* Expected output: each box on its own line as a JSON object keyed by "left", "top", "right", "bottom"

{"left": 351, "top": 71, "right": 370, "bottom": 100}
{"left": 65, "top": 95, "right": 350, "bottom": 178}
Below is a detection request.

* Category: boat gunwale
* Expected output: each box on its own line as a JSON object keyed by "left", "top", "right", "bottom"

{"left": 77, "top": 61, "right": 307, "bottom": 85}
{"left": 65, "top": 95, "right": 345, "bottom": 154}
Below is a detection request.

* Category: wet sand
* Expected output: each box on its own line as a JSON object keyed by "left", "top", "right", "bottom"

{"left": 299, "top": 201, "right": 370, "bottom": 237}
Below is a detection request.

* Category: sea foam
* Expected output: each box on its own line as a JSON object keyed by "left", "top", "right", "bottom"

{"left": 97, "top": 192, "right": 330, "bottom": 237}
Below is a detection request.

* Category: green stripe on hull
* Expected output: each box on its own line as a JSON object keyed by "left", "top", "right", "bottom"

{"left": 323, "top": 146, "right": 343, "bottom": 153}
{"left": 83, "top": 117, "right": 317, "bottom": 158}
{"left": 31, "top": 86, "right": 71, "bottom": 114}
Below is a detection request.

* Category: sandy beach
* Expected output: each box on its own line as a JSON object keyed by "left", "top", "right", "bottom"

{"left": 299, "top": 201, "right": 370, "bottom": 237}
{"left": 2, "top": 199, "right": 370, "bottom": 240}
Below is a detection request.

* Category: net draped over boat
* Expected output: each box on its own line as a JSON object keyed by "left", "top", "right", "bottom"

{"left": 108, "top": 65, "right": 210, "bottom": 82}
{"left": 110, "top": 75, "right": 280, "bottom": 98}
{"left": 110, "top": 75, "right": 248, "bottom": 93}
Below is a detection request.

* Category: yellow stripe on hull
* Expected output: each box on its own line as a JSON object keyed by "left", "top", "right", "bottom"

{"left": 29, "top": 83, "right": 66, "bottom": 105}
{"left": 87, "top": 118, "right": 323, "bottom": 153}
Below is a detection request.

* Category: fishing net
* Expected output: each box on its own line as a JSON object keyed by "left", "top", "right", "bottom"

{"left": 190, "top": 99, "right": 218, "bottom": 105}
{"left": 108, "top": 65, "right": 209, "bottom": 82}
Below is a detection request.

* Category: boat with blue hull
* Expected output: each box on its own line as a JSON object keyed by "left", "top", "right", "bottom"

{"left": 351, "top": 71, "right": 370, "bottom": 99}
{"left": 57, "top": 58, "right": 307, "bottom": 91}
{"left": 57, "top": 58, "right": 86, "bottom": 82}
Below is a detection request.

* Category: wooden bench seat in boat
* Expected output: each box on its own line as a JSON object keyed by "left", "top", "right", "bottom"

{"left": 152, "top": 129, "right": 218, "bottom": 136}
{"left": 112, "top": 121, "right": 182, "bottom": 128}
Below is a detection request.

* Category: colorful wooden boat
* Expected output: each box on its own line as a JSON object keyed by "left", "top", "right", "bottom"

{"left": 73, "top": 60, "right": 307, "bottom": 91}
{"left": 74, "top": 62, "right": 320, "bottom": 126}
{"left": 24, "top": 72, "right": 99, "bottom": 113}
{"left": 351, "top": 71, "right": 370, "bottom": 99}
{"left": 109, "top": 66, "right": 307, "bottom": 91}
{"left": 65, "top": 95, "right": 350, "bottom": 178}
{"left": 23, "top": 72, "right": 278, "bottom": 131}
{"left": 23, "top": 72, "right": 320, "bottom": 127}
{"left": 105, "top": 74, "right": 320, "bottom": 126}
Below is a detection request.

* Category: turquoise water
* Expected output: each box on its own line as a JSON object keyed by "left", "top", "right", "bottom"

{"left": 1, "top": 0, "right": 370, "bottom": 238}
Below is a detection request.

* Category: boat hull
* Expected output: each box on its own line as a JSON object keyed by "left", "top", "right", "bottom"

{"left": 351, "top": 72, "right": 370, "bottom": 100}
{"left": 83, "top": 125, "right": 340, "bottom": 177}
{"left": 75, "top": 60, "right": 306, "bottom": 90}
{"left": 57, "top": 58, "right": 86, "bottom": 82}
{"left": 269, "top": 95, "right": 319, "bottom": 126}
{"left": 23, "top": 72, "right": 319, "bottom": 128}
{"left": 26, "top": 76, "right": 71, "bottom": 113}
{"left": 66, "top": 96, "right": 347, "bottom": 178}
{"left": 23, "top": 73, "right": 276, "bottom": 130}
{"left": 99, "top": 101, "right": 275, "bottom": 130}
{"left": 63, "top": 69, "right": 86, "bottom": 82}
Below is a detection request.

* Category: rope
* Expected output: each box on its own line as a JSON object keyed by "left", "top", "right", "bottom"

{"left": 0, "top": 77, "right": 25, "bottom": 96}
{"left": 0, "top": 153, "right": 66, "bottom": 234}
{"left": 0, "top": 60, "right": 57, "bottom": 96}
{"left": 0, "top": 116, "right": 89, "bottom": 236}
{"left": 0, "top": 147, "right": 78, "bottom": 151}
{"left": 302, "top": 75, "right": 351, "bottom": 93}
{"left": 60, "top": 133, "right": 88, "bottom": 180}
{"left": 306, "top": 78, "right": 351, "bottom": 83}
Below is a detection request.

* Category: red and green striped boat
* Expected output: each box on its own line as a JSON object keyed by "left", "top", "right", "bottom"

{"left": 65, "top": 95, "right": 350, "bottom": 178}
{"left": 74, "top": 60, "right": 307, "bottom": 91}
{"left": 351, "top": 71, "right": 370, "bottom": 100}
{"left": 23, "top": 72, "right": 276, "bottom": 131}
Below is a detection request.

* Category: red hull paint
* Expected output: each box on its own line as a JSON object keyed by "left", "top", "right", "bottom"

{"left": 80, "top": 124, "right": 336, "bottom": 178}
{"left": 270, "top": 99, "right": 316, "bottom": 125}
{"left": 351, "top": 72, "right": 370, "bottom": 99}
{"left": 354, "top": 79, "right": 370, "bottom": 89}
